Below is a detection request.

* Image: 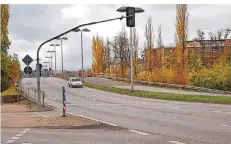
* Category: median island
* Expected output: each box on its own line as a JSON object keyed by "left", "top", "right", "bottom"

{"left": 83, "top": 82, "right": 231, "bottom": 105}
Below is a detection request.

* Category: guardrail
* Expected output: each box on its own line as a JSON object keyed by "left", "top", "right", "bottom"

{"left": 91, "top": 73, "right": 231, "bottom": 95}
{"left": 16, "top": 85, "right": 45, "bottom": 108}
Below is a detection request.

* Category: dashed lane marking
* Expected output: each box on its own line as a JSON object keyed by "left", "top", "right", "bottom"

{"left": 16, "top": 134, "right": 24, "bottom": 137}
{"left": 5, "top": 128, "right": 31, "bottom": 144}
{"left": 128, "top": 129, "right": 150, "bottom": 136}
{"left": 6, "top": 140, "right": 15, "bottom": 143}
{"left": 48, "top": 97, "right": 56, "bottom": 101}
{"left": 219, "top": 124, "right": 231, "bottom": 128}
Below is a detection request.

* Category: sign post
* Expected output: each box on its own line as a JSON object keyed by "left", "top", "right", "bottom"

{"left": 62, "top": 86, "right": 66, "bottom": 117}
{"left": 22, "top": 55, "right": 33, "bottom": 77}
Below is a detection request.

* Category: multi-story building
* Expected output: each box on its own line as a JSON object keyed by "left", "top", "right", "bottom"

{"left": 143, "top": 39, "right": 231, "bottom": 69}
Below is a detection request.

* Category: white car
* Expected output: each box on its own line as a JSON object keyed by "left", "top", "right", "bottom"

{"left": 68, "top": 77, "right": 83, "bottom": 88}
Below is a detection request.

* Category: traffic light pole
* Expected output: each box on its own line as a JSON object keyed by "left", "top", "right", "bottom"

{"left": 36, "top": 15, "right": 130, "bottom": 108}
{"left": 130, "top": 27, "right": 134, "bottom": 92}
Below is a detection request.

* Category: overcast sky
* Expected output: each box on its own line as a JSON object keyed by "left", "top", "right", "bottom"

{"left": 8, "top": 4, "right": 231, "bottom": 71}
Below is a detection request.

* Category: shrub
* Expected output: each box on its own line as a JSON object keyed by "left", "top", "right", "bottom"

{"left": 190, "top": 64, "right": 231, "bottom": 91}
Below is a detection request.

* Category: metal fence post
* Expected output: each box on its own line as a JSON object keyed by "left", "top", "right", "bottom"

{"left": 34, "top": 90, "right": 36, "bottom": 101}
{"left": 28, "top": 88, "right": 30, "bottom": 97}
{"left": 42, "top": 91, "right": 45, "bottom": 108}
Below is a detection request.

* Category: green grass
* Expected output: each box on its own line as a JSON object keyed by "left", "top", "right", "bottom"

{"left": 83, "top": 82, "right": 231, "bottom": 104}
{"left": 1, "top": 87, "right": 19, "bottom": 97}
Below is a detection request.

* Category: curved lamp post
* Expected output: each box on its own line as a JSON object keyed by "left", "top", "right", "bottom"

{"left": 72, "top": 28, "right": 90, "bottom": 82}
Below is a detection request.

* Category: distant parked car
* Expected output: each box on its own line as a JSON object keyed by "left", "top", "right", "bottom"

{"left": 68, "top": 77, "right": 83, "bottom": 88}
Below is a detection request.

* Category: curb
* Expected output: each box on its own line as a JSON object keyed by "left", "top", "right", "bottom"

{"left": 31, "top": 123, "right": 124, "bottom": 130}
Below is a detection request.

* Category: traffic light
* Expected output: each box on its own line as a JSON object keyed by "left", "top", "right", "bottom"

{"left": 126, "top": 7, "right": 135, "bottom": 27}
{"left": 39, "top": 64, "right": 42, "bottom": 76}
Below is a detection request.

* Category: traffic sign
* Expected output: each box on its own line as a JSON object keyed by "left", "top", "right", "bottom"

{"left": 24, "top": 66, "right": 32, "bottom": 75}
{"left": 22, "top": 55, "right": 33, "bottom": 65}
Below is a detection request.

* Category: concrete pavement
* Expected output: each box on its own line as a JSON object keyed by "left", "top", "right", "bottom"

{"left": 22, "top": 77, "right": 231, "bottom": 144}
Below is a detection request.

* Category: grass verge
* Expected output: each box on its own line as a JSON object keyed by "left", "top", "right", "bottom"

{"left": 83, "top": 82, "right": 231, "bottom": 104}
{"left": 1, "top": 87, "right": 19, "bottom": 97}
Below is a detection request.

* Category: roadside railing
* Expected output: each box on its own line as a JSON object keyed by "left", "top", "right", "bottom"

{"left": 91, "top": 73, "right": 231, "bottom": 95}
{"left": 16, "top": 84, "right": 46, "bottom": 107}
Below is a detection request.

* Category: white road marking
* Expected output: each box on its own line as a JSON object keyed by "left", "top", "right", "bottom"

{"left": 80, "top": 92, "right": 84, "bottom": 94}
{"left": 67, "top": 112, "right": 74, "bottom": 115}
{"left": 11, "top": 137, "right": 19, "bottom": 140}
{"left": 170, "top": 106, "right": 180, "bottom": 109}
{"left": 6, "top": 128, "right": 31, "bottom": 144}
{"left": 213, "top": 110, "right": 231, "bottom": 114}
{"left": 33, "top": 112, "right": 49, "bottom": 117}
{"left": 92, "top": 103, "right": 128, "bottom": 106}
{"left": 128, "top": 130, "right": 150, "bottom": 136}
{"left": 58, "top": 109, "right": 62, "bottom": 112}
{"left": 5, "top": 140, "right": 15, "bottom": 143}
{"left": 169, "top": 141, "right": 186, "bottom": 144}
{"left": 219, "top": 124, "right": 231, "bottom": 128}
{"left": 77, "top": 114, "right": 118, "bottom": 127}
{"left": 16, "top": 134, "right": 24, "bottom": 137}
{"left": 48, "top": 97, "right": 56, "bottom": 101}
{"left": 20, "top": 131, "right": 27, "bottom": 134}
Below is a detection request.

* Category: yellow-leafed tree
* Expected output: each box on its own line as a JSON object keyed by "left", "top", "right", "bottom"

{"left": 173, "top": 4, "right": 189, "bottom": 84}
{"left": 92, "top": 35, "right": 104, "bottom": 73}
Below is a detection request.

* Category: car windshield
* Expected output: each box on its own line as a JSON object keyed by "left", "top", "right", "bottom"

{"left": 72, "top": 78, "right": 80, "bottom": 82}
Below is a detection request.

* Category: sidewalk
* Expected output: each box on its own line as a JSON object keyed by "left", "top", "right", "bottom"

{"left": 1, "top": 102, "right": 100, "bottom": 129}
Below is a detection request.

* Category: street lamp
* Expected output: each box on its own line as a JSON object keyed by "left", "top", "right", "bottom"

{"left": 36, "top": 13, "right": 131, "bottom": 108}
{"left": 45, "top": 56, "right": 53, "bottom": 76}
{"left": 46, "top": 50, "right": 55, "bottom": 76}
{"left": 117, "top": 6, "right": 144, "bottom": 92}
{"left": 72, "top": 28, "right": 90, "bottom": 82}
{"left": 49, "top": 44, "right": 60, "bottom": 75}
{"left": 56, "top": 37, "right": 68, "bottom": 78}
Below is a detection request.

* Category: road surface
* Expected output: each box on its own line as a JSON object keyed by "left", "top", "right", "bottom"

{"left": 22, "top": 77, "right": 231, "bottom": 144}
{"left": 1, "top": 128, "right": 167, "bottom": 144}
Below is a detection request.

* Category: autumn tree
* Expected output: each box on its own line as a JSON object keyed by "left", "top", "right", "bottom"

{"left": 193, "top": 29, "right": 206, "bottom": 58}
{"left": 92, "top": 35, "right": 104, "bottom": 73}
{"left": 1, "top": 4, "right": 11, "bottom": 53}
{"left": 102, "top": 37, "right": 112, "bottom": 73}
{"left": 157, "top": 25, "right": 163, "bottom": 48}
{"left": 144, "top": 16, "right": 155, "bottom": 72}
{"left": 1, "top": 4, "right": 20, "bottom": 92}
{"left": 145, "top": 16, "right": 154, "bottom": 49}
{"left": 111, "top": 25, "right": 130, "bottom": 77}
{"left": 173, "top": 4, "right": 189, "bottom": 84}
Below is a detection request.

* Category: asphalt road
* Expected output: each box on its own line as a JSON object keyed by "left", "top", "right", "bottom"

{"left": 1, "top": 128, "right": 167, "bottom": 144}
{"left": 22, "top": 77, "right": 231, "bottom": 144}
